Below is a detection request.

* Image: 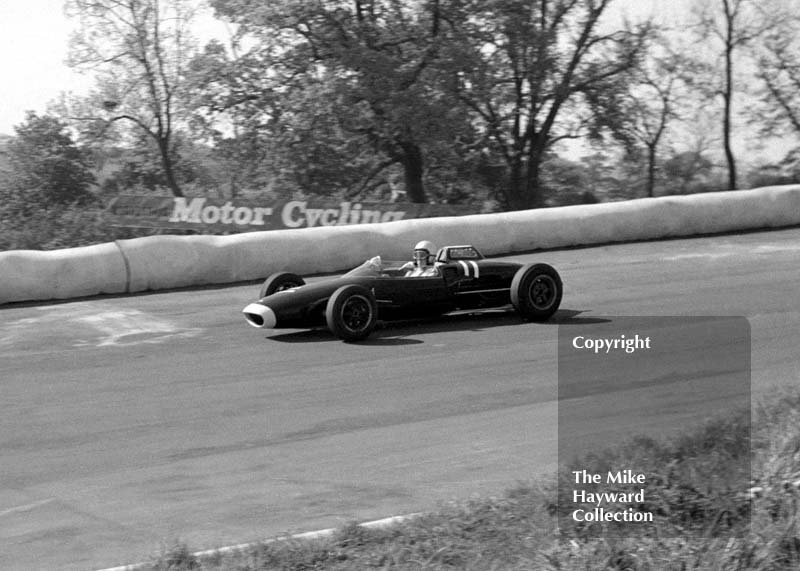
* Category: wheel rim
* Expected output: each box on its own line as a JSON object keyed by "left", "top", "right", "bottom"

{"left": 527, "top": 275, "right": 557, "bottom": 310}
{"left": 341, "top": 295, "right": 373, "bottom": 332}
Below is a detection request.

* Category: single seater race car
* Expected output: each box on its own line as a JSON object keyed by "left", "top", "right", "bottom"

{"left": 242, "top": 245, "right": 563, "bottom": 342}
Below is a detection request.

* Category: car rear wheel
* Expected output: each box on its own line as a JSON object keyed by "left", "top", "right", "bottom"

{"left": 259, "top": 272, "right": 305, "bottom": 299}
{"left": 326, "top": 284, "right": 378, "bottom": 342}
{"left": 510, "top": 263, "right": 562, "bottom": 321}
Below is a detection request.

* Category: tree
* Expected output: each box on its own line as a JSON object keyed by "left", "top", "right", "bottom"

{"left": 585, "top": 36, "right": 689, "bottom": 198}
{"left": 451, "top": 0, "right": 651, "bottom": 209}
{"left": 658, "top": 99, "right": 727, "bottom": 195}
{"left": 694, "top": 0, "right": 769, "bottom": 191}
{"left": 206, "top": 0, "right": 473, "bottom": 203}
{"left": 2, "top": 112, "right": 95, "bottom": 214}
{"left": 189, "top": 42, "right": 391, "bottom": 199}
{"left": 186, "top": 39, "right": 277, "bottom": 198}
{"left": 64, "top": 0, "right": 200, "bottom": 197}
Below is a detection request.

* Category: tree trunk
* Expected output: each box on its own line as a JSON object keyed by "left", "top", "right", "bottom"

{"left": 397, "top": 140, "right": 427, "bottom": 203}
{"left": 158, "top": 137, "right": 183, "bottom": 197}
{"left": 722, "top": 91, "right": 737, "bottom": 190}
{"left": 523, "top": 141, "right": 546, "bottom": 209}
{"left": 646, "top": 144, "right": 657, "bottom": 198}
{"left": 723, "top": 24, "right": 737, "bottom": 190}
{"left": 504, "top": 148, "right": 545, "bottom": 211}
{"left": 505, "top": 155, "right": 525, "bottom": 210}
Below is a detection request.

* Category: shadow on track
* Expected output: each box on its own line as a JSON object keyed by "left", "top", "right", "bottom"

{"left": 551, "top": 310, "right": 613, "bottom": 325}
{"left": 265, "top": 308, "right": 612, "bottom": 344}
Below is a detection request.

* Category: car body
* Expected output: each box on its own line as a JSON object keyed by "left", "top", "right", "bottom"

{"left": 242, "top": 245, "right": 563, "bottom": 341}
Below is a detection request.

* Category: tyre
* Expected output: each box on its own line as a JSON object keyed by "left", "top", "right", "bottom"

{"left": 325, "top": 284, "right": 378, "bottom": 342}
{"left": 259, "top": 272, "right": 305, "bottom": 298}
{"left": 510, "top": 263, "right": 563, "bottom": 321}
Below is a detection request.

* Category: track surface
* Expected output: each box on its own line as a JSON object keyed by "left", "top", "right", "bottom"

{"left": 1, "top": 228, "right": 799, "bottom": 570}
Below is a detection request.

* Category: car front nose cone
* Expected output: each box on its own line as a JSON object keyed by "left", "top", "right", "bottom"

{"left": 243, "top": 303, "right": 277, "bottom": 328}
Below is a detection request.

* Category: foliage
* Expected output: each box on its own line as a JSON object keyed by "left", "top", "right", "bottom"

{"left": 9, "top": 0, "right": 793, "bottom": 214}
{"left": 0, "top": 203, "right": 151, "bottom": 251}
{"left": 450, "top": 0, "right": 652, "bottom": 209}
{"left": 0, "top": 122, "right": 166, "bottom": 252}
{"left": 185, "top": 38, "right": 307, "bottom": 198}
{"left": 585, "top": 32, "right": 697, "bottom": 198}
{"left": 97, "top": 134, "right": 225, "bottom": 198}
{"left": 198, "top": 0, "right": 654, "bottom": 208}
{"left": 1, "top": 112, "right": 95, "bottom": 216}
{"left": 198, "top": 0, "right": 475, "bottom": 204}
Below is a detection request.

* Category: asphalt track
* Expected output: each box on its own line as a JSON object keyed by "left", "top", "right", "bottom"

{"left": 1, "top": 228, "right": 799, "bottom": 570}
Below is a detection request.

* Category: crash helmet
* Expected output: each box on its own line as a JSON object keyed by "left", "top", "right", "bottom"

{"left": 413, "top": 240, "right": 436, "bottom": 267}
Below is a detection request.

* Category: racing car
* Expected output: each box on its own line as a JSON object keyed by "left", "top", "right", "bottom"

{"left": 242, "top": 245, "right": 562, "bottom": 342}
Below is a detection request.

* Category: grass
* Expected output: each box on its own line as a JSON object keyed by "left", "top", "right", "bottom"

{"left": 132, "top": 389, "right": 800, "bottom": 570}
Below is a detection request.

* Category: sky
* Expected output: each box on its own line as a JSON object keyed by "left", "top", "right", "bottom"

{"left": 0, "top": 0, "right": 227, "bottom": 136}
{"left": 0, "top": 0, "right": 84, "bottom": 135}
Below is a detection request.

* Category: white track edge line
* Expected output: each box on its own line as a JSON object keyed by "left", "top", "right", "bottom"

{"left": 95, "top": 512, "right": 422, "bottom": 571}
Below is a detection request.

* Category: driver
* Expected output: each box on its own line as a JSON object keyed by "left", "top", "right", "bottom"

{"left": 402, "top": 240, "right": 438, "bottom": 277}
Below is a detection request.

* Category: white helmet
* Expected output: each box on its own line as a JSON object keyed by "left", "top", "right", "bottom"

{"left": 413, "top": 240, "right": 436, "bottom": 268}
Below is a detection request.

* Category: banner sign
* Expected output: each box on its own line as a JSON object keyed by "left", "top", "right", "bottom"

{"left": 107, "top": 195, "right": 478, "bottom": 232}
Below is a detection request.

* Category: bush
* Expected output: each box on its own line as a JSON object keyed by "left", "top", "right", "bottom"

{"left": 0, "top": 202, "right": 153, "bottom": 251}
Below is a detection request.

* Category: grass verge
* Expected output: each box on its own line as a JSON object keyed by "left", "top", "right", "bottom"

{"left": 139, "top": 390, "right": 800, "bottom": 570}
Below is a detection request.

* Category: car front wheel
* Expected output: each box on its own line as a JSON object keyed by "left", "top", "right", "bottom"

{"left": 259, "top": 272, "right": 306, "bottom": 299}
{"left": 510, "top": 263, "right": 563, "bottom": 321}
{"left": 326, "top": 284, "right": 378, "bottom": 342}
